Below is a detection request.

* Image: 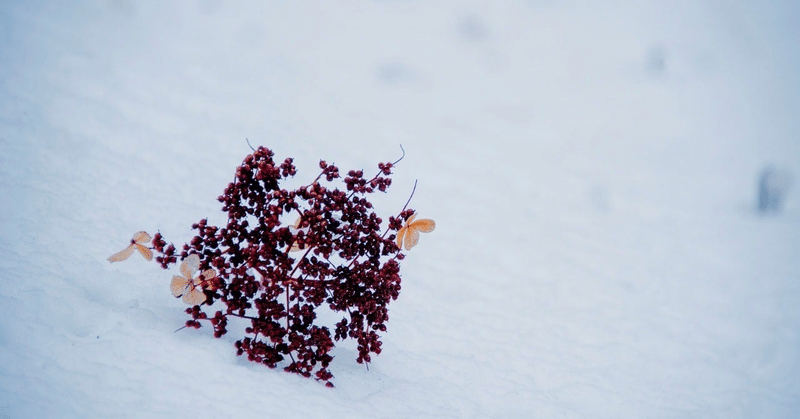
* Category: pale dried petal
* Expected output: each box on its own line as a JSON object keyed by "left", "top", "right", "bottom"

{"left": 132, "top": 231, "right": 152, "bottom": 245}
{"left": 201, "top": 269, "right": 216, "bottom": 280}
{"left": 404, "top": 229, "right": 421, "bottom": 250}
{"left": 107, "top": 245, "right": 135, "bottom": 263}
{"left": 170, "top": 275, "right": 189, "bottom": 297}
{"left": 135, "top": 244, "right": 153, "bottom": 261}
{"left": 182, "top": 288, "right": 206, "bottom": 305}
{"left": 396, "top": 226, "right": 407, "bottom": 248}
{"left": 180, "top": 254, "right": 200, "bottom": 279}
{"left": 410, "top": 219, "right": 436, "bottom": 233}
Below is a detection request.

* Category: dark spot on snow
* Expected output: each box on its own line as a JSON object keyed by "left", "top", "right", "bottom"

{"left": 457, "top": 14, "right": 489, "bottom": 44}
{"left": 757, "top": 165, "right": 793, "bottom": 214}
{"left": 376, "top": 63, "right": 415, "bottom": 84}
{"left": 645, "top": 44, "right": 667, "bottom": 75}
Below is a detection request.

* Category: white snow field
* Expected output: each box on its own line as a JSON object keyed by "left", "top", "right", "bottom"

{"left": 1, "top": 1, "right": 799, "bottom": 417}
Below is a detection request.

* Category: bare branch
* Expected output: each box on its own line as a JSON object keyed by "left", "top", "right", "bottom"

{"left": 401, "top": 179, "right": 418, "bottom": 212}
{"left": 392, "top": 144, "right": 406, "bottom": 165}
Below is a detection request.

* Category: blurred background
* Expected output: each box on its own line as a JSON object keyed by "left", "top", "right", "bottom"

{"left": 1, "top": 1, "right": 799, "bottom": 417}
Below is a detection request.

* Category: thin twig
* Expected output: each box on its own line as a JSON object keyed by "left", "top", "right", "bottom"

{"left": 227, "top": 312, "right": 259, "bottom": 321}
{"left": 401, "top": 179, "right": 418, "bottom": 212}
{"left": 246, "top": 138, "right": 256, "bottom": 151}
{"left": 286, "top": 282, "right": 291, "bottom": 332}
{"left": 392, "top": 144, "right": 406, "bottom": 165}
{"left": 376, "top": 179, "right": 418, "bottom": 242}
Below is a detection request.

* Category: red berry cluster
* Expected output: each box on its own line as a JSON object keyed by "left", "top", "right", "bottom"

{"left": 151, "top": 146, "right": 412, "bottom": 386}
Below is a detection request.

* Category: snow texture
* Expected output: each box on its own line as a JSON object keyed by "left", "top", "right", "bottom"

{"left": 1, "top": 1, "right": 799, "bottom": 418}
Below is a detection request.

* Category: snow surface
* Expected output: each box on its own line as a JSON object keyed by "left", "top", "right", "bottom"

{"left": 1, "top": 1, "right": 800, "bottom": 417}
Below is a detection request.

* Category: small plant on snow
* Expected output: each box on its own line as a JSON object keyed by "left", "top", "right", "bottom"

{"left": 107, "top": 145, "right": 434, "bottom": 386}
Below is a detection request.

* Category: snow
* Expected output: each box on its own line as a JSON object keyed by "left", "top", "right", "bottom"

{"left": 1, "top": 1, "right": 799, "bottom": 417}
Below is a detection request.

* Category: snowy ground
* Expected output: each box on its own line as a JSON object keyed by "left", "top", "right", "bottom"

{"left": 1, "top": 1, "right": 799, "bottom": 418}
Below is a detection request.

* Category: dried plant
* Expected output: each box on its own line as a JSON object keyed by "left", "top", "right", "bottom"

{"left": 396, "top": 214, "right": 436, "bottom": 251}
{"left": 107, "top": 231, "right": 153, "bottom": 262}
{"left": 108, "top": 145, "right": 434, "bottom": 386}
